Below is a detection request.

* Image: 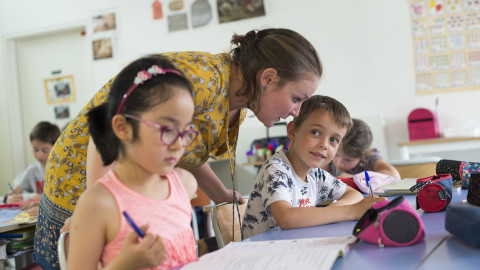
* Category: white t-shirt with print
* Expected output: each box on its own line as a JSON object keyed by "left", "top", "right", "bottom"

{"left": 15, "top": 162, "right": 45, "bottom": 200}
{"left": 242, "top": 150, "right": 347, "bottom": 239}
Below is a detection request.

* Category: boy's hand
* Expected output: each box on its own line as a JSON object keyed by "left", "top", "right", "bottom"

{"left": 6, "top": 193, "right": 23, "bottom": 204}
{"left": 353, "top": 197, "right": 387, "bottom": 220}
{"left": 116, "top": 225, "right": 167, "bottom": 269}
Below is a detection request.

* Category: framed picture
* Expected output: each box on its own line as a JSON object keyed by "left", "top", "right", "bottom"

{"left": 54, "top": 105, "right": 70, "bottom": 119}
{"left": 93, "top": 38, "right": 113, "bottom": 60}
{"left": 92, "top": 11, "right": 117, "bottom": 33}
{"left": 217, "top": 0, "right": 265, "bottom": 23}
{"left": 44, "top": 75, "right": 76, "bottom": 104}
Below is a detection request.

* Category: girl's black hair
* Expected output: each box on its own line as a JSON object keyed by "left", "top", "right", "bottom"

{"left": 87, "top": 55, "right": 193, "bottom": 165}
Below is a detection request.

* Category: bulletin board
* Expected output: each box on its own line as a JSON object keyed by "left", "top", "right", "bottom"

{"left": 409, "top": 0, "right": 480, "bottom": 94}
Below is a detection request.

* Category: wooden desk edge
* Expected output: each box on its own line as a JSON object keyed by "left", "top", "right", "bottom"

{"left": 398, "top": 136, "right": 480, "bottom": 147}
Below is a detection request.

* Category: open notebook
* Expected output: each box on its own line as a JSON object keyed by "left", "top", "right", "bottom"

{"left": 182, "top": 235, "right": 356, "bottom": 270}
{"left": 374, "top": 178, "right": 418, "bottom": 196}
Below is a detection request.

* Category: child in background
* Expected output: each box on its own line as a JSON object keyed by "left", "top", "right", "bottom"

{"left": 5, "top": 121, "right": 60, "bottom": 204}
{"left": 67, "top": 56, "right": 199, "bottom": 269}
{"left": 242, "top": 96, "right": 386, "bottom": 239}
{"left": 323, "top": 118, "right": 401, "bottom": 179}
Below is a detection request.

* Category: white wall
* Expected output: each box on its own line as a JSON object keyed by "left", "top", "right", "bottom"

{"left": 1, "top": 0, "right": 480, "bottom": 194}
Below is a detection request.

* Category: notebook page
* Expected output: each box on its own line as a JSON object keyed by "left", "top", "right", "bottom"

{"left": 182, "top": 235, "right": 357, "bottom": 270}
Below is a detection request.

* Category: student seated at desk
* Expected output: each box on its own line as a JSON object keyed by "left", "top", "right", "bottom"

{"left": 322, "top": 118, "right": 401, "bottom": 179}
{"left": 242, "top": 96, "right": 386, "bottom": 239}
{"left": 67, "top": 56, "right": 198, "bottom": 270}
{"left": 4, "top": 121, "right": 60, "bottom": 204}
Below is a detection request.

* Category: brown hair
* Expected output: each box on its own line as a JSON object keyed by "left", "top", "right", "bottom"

{"left": 30, "top": 121, "right": 61, "bottom": 145}
{"left": 230, "top": 28, "right": 322, "bottom": 106}
{"left": 292, "top": 95, "right": 352, "bottom": 132}
{"left": 340, "top": 118, "right": 373, "bottom": 158}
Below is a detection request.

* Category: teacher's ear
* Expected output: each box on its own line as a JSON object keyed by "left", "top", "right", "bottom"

{"left": 112, "top": 114, "right": 132, "bottom": 141}
{"left": 259, "top": 68, "right": 278, "bottom": 89}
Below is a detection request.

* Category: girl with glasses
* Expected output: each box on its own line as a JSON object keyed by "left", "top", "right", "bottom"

{"left": 66, "top": 56, "right": 198, "bottom": 270}
{"left": 34, "top": 28, "right": 322, "bottom": 269}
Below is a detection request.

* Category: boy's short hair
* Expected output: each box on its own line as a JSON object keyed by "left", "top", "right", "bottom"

{"left": 30, "top": 121, "right": 61, "bottom": 145}
{"left": 292, "top": 95, "right": 353, "bottom": 132}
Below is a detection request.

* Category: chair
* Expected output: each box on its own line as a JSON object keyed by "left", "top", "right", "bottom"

{"left": 211, "top": 201, "right": 248, "bottom": 248}
{"left": 57, "top": 231, "right": 69, "bottom": 270}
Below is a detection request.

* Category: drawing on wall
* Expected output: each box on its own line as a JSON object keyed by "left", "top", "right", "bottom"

{"left": 192, "top": 0, "right": 212, "bottom": 28}
{"left": 92, "top": 12, "right": 117, "bottom": 33}
{"left": 409, "top": 0, "right": 480, "bottom": 94}
{"left": 93, "top": 38, "right": 113, "bottom": 60}
{"left": 217, "top": 0, "right": 265, "bottom": 23}
{"left": 54, "top": 105, "right": 70, "bottom": 119}
{"left": 169, "top": 0, "right": 184, "bottom": 11}
{"left": 168, "top": 13, "right": 188, "bottom": 32}
{"left": 152, "top": 0, "right": 163, "bottom": 20}
{"left": 44, "top": 75, "right": 76, "bottom": 104}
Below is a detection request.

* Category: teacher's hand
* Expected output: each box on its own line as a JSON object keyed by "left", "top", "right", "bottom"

{"left": 215, "top": 188, "right": 246, "bottom": 205}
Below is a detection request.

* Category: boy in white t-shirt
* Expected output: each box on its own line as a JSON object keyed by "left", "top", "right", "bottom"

{"left": 242, "top": 95, "right": 386, "bottom": 239}
{"left": 5, "top": 121, "right": 60, "bottom": 204}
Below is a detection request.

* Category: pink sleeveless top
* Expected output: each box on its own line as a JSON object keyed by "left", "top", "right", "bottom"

{"left": 99, "top": 169, "right": 197, "bottom": 269}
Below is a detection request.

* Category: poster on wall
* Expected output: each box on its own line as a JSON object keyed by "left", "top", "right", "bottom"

{"left": 217, "top": 0, "right": 265, "bottom": 23}
{"left": 168, "top": 13, "right": 188, "bottom": 32}
{"left": 54, "top": 105, "right": 70, "bottom": 119}
{"left": 92, "top": 38, "right": 114, "bottom": 60}
{"left": 44, "top": 75, "right": 76, "bottom": 104}
{"left": 91, "top": 8, "right": 117, "bottom": 60}
{"left": 92, "top": 11, "right": 117, "bottom": 33}
{"left": 409, "top": 0, "right": 480, "bottom": 94}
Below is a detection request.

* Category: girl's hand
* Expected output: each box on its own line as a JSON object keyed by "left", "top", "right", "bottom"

{"left": 6, "top": 193, "right": 23, "bottom": 204}
{"left": 117, "top": 225, "right": 167, "bottom": 269}
{"left": 353, "top": 197, "right": 387, "bottom": 220}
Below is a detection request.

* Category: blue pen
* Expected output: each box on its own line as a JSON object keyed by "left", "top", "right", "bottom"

{"left": 122, "top": 211, "right": 145, "bottom": 238}
{"left": 365, "top": 170, "right": 374, "bottom": 198}
{"left": 8, "top": 183, "right": 16, "bottom": 194}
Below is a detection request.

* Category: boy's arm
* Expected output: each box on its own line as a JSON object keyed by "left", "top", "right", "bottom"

{"left": 270, "top": 196, "right": 386, "bottom": 230}
{"left": 329, "top": 186, "right": 364, "bottom": 207}
{"left": 373, "top": 159, "right": 401, "bottom": 179}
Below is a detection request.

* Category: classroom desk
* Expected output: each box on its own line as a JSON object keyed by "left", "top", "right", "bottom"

{"left": 244, "top": 189, "right": 479, "bottom": 269}
{"left": 0, "top": 209, "right": 37, "bottom": 270}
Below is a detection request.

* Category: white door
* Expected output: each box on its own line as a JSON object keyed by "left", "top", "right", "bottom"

{"left": 15, "top": 27, "right": 90, "bottom": 166}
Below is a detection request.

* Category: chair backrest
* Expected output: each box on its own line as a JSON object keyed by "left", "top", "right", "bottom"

{"left": 57, "top": 231, "right": 69, "bottom": 270}
{"left": 211, "top": 201, "right": 248, "bottom": 248}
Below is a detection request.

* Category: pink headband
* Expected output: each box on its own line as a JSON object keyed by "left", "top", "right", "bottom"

{"left": 116, "top": 65, "right": 183, "bottom": 114}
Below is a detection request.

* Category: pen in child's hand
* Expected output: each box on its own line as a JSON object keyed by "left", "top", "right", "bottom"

{"left": 8, "top": 183, "right": 16, "bottom": 194}
{"left": 365, "top": 170, "right": 374, "bottom": 198}
{"left": 122, "top": 211, "right": 145, "bottom": 238}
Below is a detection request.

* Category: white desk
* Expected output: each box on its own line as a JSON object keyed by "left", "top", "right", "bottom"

{"left": 398, "top": 136, "right": 480, "bottom": 160}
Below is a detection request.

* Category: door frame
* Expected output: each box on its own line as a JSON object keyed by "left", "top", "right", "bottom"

{"left": 2, "top": 20, "right": 88, "bottom": 173}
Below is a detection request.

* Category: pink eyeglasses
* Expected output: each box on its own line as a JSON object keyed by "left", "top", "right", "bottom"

{"left": 124, "top": 114, "right": 199, "bottom": 147}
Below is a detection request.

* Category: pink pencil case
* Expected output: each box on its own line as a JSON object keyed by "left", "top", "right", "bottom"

{"left": 353, "top": 196, "right": 425, "bottom": 247}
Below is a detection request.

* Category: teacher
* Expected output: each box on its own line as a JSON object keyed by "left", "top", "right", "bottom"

{"left": 33, "top": 28, "right": 323, "bottom": 269}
